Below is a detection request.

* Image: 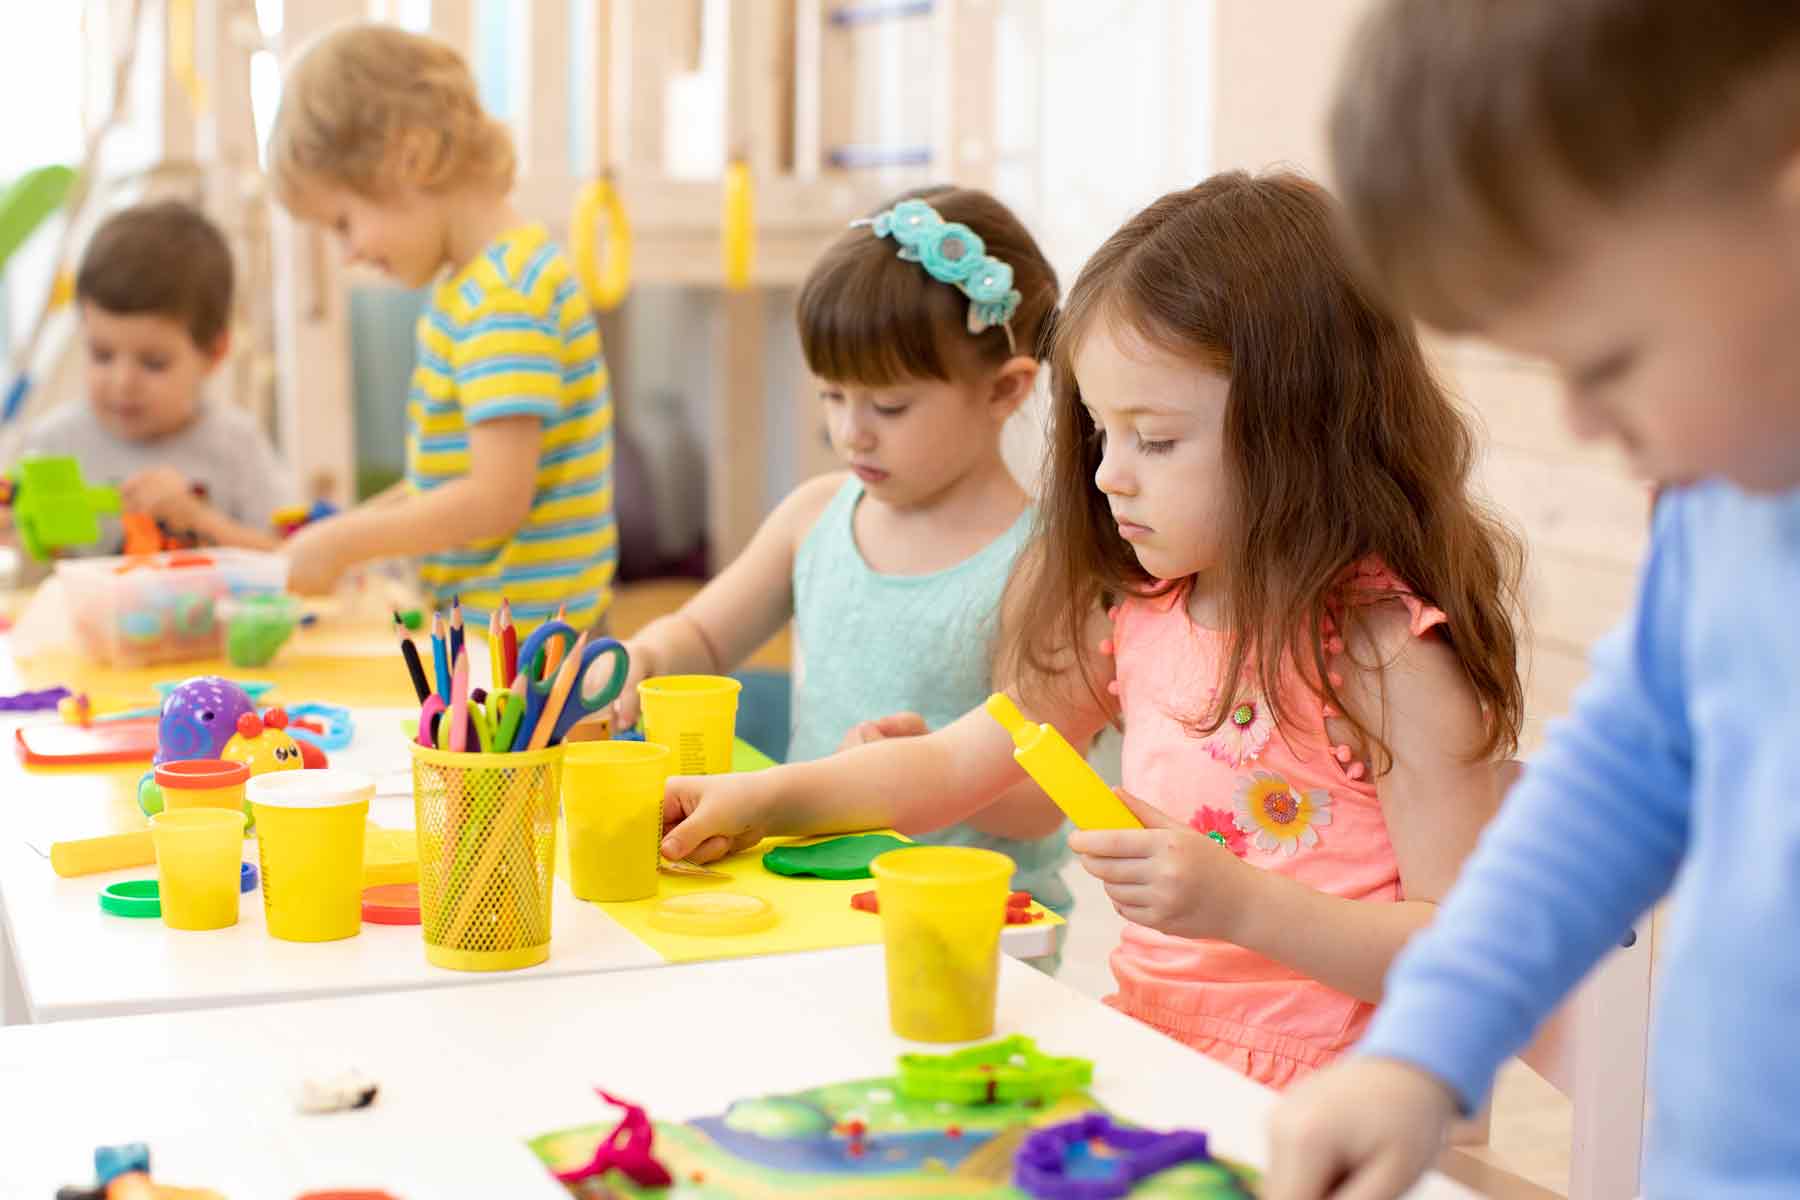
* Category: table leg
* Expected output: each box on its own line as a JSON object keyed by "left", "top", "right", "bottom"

{"left": 0, "top": 898, "right": 28, "bottom": 1024}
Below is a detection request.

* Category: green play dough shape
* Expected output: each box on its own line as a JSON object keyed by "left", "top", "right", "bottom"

{"left": 761, "top": 834, "right": 911, "bottom": 880}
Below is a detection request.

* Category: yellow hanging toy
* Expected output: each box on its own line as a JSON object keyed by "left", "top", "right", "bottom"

{"left": 722, "top": 158, "right": 754, "bottom": 291}
{"left": 570, "top": 174, "right": 632, "bottom": 312}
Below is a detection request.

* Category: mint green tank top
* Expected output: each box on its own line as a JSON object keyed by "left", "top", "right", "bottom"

{"left": 789, "top": 478, "right": 1071, "bottom": 918}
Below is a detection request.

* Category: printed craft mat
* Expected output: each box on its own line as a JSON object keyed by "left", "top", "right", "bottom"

{"left": 528, "top": 1067, "right": 1257, "bottom": 1197}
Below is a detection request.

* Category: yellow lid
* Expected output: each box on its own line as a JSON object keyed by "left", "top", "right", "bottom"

{"left": 648, "top": 891, "right": 778, "bottom": 936}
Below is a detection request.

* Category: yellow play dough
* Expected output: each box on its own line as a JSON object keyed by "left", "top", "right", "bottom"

{"left": 648, "top": 891, "right": 778, "bottom": 936}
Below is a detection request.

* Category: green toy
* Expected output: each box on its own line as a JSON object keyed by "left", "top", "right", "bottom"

{"left": 222, "top": 593, "right": 299, "bottom": 667}
{"left": 0, "top": 165, "right": 75, "bottom": 276}
{"left": 1, "top": 456, "right": 120, "bottom": 561}
{"left": 760, "top": 833, "right": 912, "bottom": 880}
{"left": 896, "top": 1035, "right": 1094, "bottom": 1105}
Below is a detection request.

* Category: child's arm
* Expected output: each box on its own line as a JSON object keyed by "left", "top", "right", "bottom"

{"left": 119, "top": 468, "right": 282, "bottom": 550}
{"left": 835, "top": 713, "right": 1076, "bottom": 841}
{"left": 660, "top": 598, "right": 1115, "bottom": 862}
{"left": 659, "top": 702, "right": 1068, "bottom": 863}
{"left": 612, "top": 472, "right": 844, "bottom": 729}
{"left": 283, "top": 417, "right": 541, "bottom": 594}
{"left": 1072, "top": 599, "right": 1498, "bottom": 1004}
{"left": 1266, "top": 503, "right": 1695, "bottom": 1200}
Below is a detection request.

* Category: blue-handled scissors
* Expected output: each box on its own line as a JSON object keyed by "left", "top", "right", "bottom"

{"left": 510, "top": 620, "right": 631, "bottom": 750}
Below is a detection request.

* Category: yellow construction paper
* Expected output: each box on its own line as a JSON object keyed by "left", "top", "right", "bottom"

{"left": 558, "top": 831, "right": 1061, "bottom": 963}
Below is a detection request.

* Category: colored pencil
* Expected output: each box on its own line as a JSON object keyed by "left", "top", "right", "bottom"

{"left": 543, "top": 603, "right": 570, "bottom": 676}
{"left": 446, "top": 649, "right": 470, "bottom": 753}
{"left": 430, "top": 613, "right": 451, "bottom": 701}
{"left": 525, "top": 633, "right": 586, "bottom": 751}
{"left": 394, "top": 612, "right": 430, "bottom": 703}
{"left": 449, "top": 595, "right": 465, "bottom": 665}
{"left": 499, "top": 599, "right": 518, "bottom": 681}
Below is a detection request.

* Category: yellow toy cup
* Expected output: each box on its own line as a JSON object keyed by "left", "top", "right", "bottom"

{"left": 562, "top": 741, "right": 669, "bottom": 902}
{"left": 155, "top": 759, "right": 250, "bottom": 819}
{"left": 638, "top": 675, "right": 742, "bottom": 775}
{"left": 249, "top": 769, "right": 372, "bottom": 942}
{"left": 412, "top": 743, "right": 562, "bottom": 971}
{"left": 870, "top": 846, "right": 1014, "bottom": 1043}
{"left": 150, "top": 808, "right": 248, "bottom": 931}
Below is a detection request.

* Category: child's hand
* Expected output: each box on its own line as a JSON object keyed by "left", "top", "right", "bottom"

{"left": 1264, "top": 1058, "right": 1459, "bottom": 1200}
{"left": 120, "top": 467, "right": 203, "bottom": 530}
{"left": 837, "top": 711, "right": 929, "bottom": 751}
{"left": 609, "top": 639, "right": 656, "bottom": 732}
{"left": 284, "top": 521, "right": 349, "bottom": 595}
{"left": 660, "top": 771, "right": 778, "bottom": 864}
{"left": 1068, "top": 789, "right": 1254, "bottom": 941}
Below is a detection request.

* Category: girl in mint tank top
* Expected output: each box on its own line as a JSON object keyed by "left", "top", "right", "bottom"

{"left": 786, "top": 478, "right": 1073, "bottom": 940}
{"left": 614, "top": 186, "right": 1073, "bottom": 967}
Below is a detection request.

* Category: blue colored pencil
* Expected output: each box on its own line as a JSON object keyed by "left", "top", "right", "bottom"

{"left": 430, "top": 612, "right": 451, "bottom": 700}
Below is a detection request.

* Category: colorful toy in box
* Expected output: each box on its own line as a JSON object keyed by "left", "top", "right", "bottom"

{"left": 0, "top": 455, "right": 121, "bottom": 561}
{"left": 271, "top": 498, "right": 340, "bottom": 538}
{"left": 136, "top": 677, "right": 327, "bottom": 821}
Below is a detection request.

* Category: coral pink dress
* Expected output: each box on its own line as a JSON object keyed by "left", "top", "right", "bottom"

{"left": 1103, "top": 562, "right": 1446, "bottom": 1087}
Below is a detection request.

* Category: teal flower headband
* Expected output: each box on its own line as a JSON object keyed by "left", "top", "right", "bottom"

{"left": 851, "top": 199, "right": 1024, "bottom": 352}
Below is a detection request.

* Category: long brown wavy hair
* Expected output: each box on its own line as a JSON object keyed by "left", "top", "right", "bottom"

{"left": 1002, "top": 171, "right": 1523, "bottom": 769}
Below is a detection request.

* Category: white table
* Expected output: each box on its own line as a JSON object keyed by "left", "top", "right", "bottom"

{"left": 0, "top": 709, "right": 1055, "bottom": 1023}
{"left": 0, "top": 946, "right": 1482, "bottom": 1199}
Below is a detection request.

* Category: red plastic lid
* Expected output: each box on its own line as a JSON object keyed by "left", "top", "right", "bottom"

{"left": 154, "top": 758, "right": 251, "bottom": 789}
{"left": 361, "top": 883, "right": 420, "bottom": 925}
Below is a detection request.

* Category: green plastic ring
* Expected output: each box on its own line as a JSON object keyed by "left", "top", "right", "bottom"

{"left": 99, "top": 878, "right": 161, "bottom": 918}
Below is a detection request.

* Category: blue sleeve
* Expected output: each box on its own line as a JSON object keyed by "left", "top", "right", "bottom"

{"left": 1356, "top": 497, "right": 1694, "bottom": 1111}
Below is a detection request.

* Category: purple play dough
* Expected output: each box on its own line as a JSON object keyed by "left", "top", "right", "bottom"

{"left": 1013, "top": 1114, "right": 1212, "bottom": 1199}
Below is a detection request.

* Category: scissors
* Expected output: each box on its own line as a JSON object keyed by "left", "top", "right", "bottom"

{"left": 511, "top": 621, "right": 631, "bottom": 750}
{"left": 416, "top": 695, "right": 446, "bottom": 749}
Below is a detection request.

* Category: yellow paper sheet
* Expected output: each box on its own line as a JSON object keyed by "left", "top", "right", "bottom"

{"left": 558, "top": 832, "right": 1061, "bottom": 963}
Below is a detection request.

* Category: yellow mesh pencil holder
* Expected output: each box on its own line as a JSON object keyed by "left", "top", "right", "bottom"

{"left": 411, "top": 743, "right": 563, "bottom": 971}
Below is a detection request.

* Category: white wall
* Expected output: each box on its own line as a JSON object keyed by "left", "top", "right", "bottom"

{"left": 1206, "top": 0, "right": 1644, "bottom": 747}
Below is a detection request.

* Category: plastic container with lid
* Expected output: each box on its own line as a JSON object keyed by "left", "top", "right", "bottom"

{"left": 57, "top": 549, "right": 287, "bottom": 668}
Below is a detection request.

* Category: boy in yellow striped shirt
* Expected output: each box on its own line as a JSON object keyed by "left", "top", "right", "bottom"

{"left": 268, "top": 23, "right": 615, "bottom": 633}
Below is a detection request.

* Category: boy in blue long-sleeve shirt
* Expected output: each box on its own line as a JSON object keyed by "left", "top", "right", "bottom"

{"left": 1267, "top": 4, "right": 1800, "bottom": 1198}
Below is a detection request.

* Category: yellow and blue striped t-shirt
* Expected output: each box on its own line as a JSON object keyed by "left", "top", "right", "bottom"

{"left": 406, "top": 225, "right": 615, "bottom": 633}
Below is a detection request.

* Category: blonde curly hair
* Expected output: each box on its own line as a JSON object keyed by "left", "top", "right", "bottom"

{"left": 268, "top": 22, "right": 515, "bottom": 203}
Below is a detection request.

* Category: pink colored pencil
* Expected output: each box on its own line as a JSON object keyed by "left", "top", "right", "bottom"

{"left": 446, "top": 649, "right": 470, "bottom": 753}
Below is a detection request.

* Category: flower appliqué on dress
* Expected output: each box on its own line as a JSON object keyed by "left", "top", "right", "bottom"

{"left": 1232, "top": 769, "right": 1333, "bottom": 856}
{"left": 1203, "top": 693, "right": 1273, "bottom": 768}
{"left": 1189, "top": 806, "right": 1248, "bottom": 858}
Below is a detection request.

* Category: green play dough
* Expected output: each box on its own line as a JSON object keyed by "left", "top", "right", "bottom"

{"left": 760, "top": 834, "right": 911, "bottom": 880}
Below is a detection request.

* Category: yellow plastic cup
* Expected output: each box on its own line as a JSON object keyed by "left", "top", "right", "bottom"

{"left": 155, "top": 759, "right": 251, "bottom": 820}
{"left": 870, "top": 846, "right": 1014, "bottom": 1043}
{"left": 638, "top": 675, "right": 742, "bottom": 775}
{"left": 562, "top": 740, "right": 669, "bottom": 902}
{"left": 150, "top": 808, "right": 248, "bottom": 931}
{"left": 249, "top": 769, "right": 372, "bottom": 942}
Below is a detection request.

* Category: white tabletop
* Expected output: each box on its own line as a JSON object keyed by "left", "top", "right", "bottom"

{"left": 0, "top": 946, "right": 1479, "bottom": 1199}
{"left": 0, "top": 709, "right": 1054, "bottom": 1023}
